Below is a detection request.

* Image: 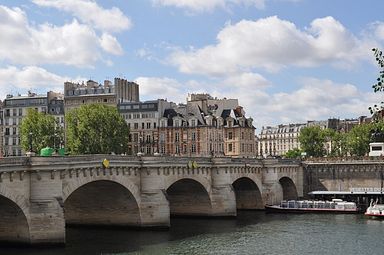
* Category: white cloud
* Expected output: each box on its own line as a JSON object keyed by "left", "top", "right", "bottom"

{"left": 134, "top": 75, "right": 378, "bottom": 131}
{"left": 222, "top": 72, "right": 270, "bottom": 89}
{"left": 233, "top": 78, "right": 380, "bottom": 130}
{"left": 134, "top": 77, "right": 187, "bottom": 103}
{"left": 170, "top": 16, "right": 374, "bottom": 76}
{"left": 0, "top": 5, "right": 121, "bottom": 67}
{"left": 99, "top": 33, "right": 123, "bottom": 55}
{"left": 32, "top": 0, "right": 131, "bottom": 33}
{"left": 152, "top": 0, "right": 266, "bottom": 12}
{"left": 0, "top": 66, "right": 74, "bottom": 100}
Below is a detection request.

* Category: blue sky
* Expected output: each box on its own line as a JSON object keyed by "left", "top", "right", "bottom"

{"left": 1, "top": 0, "right": 384, "bottom": 132}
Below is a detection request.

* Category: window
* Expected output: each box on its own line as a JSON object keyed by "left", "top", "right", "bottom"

{"left": 191, "top": 119, "right": 196, "bottom": 127}
{"left": 175, "top": 145, "right": 180, "bottom": 154}
{"left": 175, "top": 132, "right": 180, "bottom": 142}
{"left": 134, "top": 123, "right": 138, "bottom": 129}
{"left": 191, "top": 144, "right": 196, "bottom": 153}
{"left": 142, "top": 123, "right": 145, "bottom": 129}
{"left": 192, "top": 132, "right": 196, "bottom": 141}
{"left": 146, "top": 123, "right": 151, "bottom": 129}
{"left": 174, "top": 120, "right": 180, "bottom": 127}
{"left": 12, "top": 109, "right": 16, "bottom": 116}
{"left": 228, "top": 132, "right": 233, "bottom": 140}
{"left": 12, "top": 137, "right": 17, "bottom": 145}
{"left": 228, "top": 143, "right": 233, "bottom": 152}
{"left": 12, "top": 127, "right": 16, "bottom": 135}
{"left": 241, "top": 132, "right": 244, "bottom": 139}
{"left": 146, "top": 135, "right": 151, "bottom": 143}
{"left": 154, "top": 122, "right": 157, "bottom": 129}
{"left": 18, "top": 108, "right": 22, "bottom": 116}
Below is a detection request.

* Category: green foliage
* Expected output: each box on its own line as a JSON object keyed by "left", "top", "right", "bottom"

{"left": 369, "top": 48, "right": 384, "bottom": 117}
{"left": 284, "top": 148, "right": 302, "bottom": 159}
{"left": 298, "top": 126, "right": 326, "bottom": 157}
{"left": 65, "top": 104, "right": 129, "bottom": 155}
{"left": 345, "top": 123, "right": 372, "bottom": 156}
{"left": 20, "top": 108, "right": 63, "bottom": 153}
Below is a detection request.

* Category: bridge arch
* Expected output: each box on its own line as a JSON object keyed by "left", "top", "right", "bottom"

{"left": 0, "top": 194, "right": 30, "bottom": 244}
{"left": 279, "top": 176, "right": 298, "bottom": 200}
{"left": 64, "top": 179, "right": 141, "bottom": 226}
{"left": 166, "top": 178, "right": 212, "bottom": 216}
{"left": 232, "top": 177, "right": 264, "bottom": 210}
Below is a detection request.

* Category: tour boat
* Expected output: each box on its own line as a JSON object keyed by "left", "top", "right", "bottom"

{"left": 265, "top": 199, "right": 358, "bottom": 213}
{"left": 365, "top": 199, "right": 384, "bottom": 218}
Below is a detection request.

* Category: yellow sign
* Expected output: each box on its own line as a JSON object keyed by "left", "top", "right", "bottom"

{"left": 188, "top": 161, "right": 198, "bottom": 169}
{"left": 102, "top": 158, "right": 110, "bottom": 169}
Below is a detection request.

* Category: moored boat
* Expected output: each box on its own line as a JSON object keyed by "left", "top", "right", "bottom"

{"left": 365, "top": 199, "right": 384, "bottom": 218}
{"left": 265, "top": 199, "right": 358, "bottom": 213}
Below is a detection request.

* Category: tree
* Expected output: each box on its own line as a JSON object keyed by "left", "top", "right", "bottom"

{"left": 20, "top": 108, "right": 63, "bottom": 153}
{"left": 298, "top": 126, "right": 326, "bottom": 157}
{"left": 284, "top": 148, "right": 302, "bottom": 159}
{"left": 345, "top": 123, "right": 372, "bottom": 156}
{"left": 369, "top": 48, "right": 384, "bottom": 119}
{"left": 65, "top": 104, "right": 129, "bottom": 155}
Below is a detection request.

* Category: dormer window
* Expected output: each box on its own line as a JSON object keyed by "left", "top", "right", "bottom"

{"left": 191, "top": 119, "right": 196, "bottom": 127}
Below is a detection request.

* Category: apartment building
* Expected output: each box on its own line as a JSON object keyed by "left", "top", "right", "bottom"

{"left": 118, "top": 99, "right": 172, "bottom": 155}
{"left": 158, "top": 94, "right": 255, "bottom": 157}
{"left": 3, "top": 92, "right": 48, "bottom": 156}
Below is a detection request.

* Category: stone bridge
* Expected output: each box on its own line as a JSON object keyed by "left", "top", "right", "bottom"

{"left": 0, "top": 155, "right": 302, "bottom": 245}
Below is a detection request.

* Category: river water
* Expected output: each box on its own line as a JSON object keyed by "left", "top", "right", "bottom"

{"left": 1, "top": 211, "right": 384, "bottom": 255}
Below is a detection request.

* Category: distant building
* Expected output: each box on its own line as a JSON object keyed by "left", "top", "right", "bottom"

{"left": 2, "top": 91, "right": 65, "bottom": 156}
{"left": 64, "top": 78, "right": 140, "bottom": 112}
{"left": 258, "top": 123, "right": 306, "bottom": 157}
{"left": 158, "top": 94, "right": 255, "bottom": 157}
{"left": 258, "top": 118, "right": 362, "bottom": 157}
{"left": 118, "top": 99, "right": 172, "bottom": 155}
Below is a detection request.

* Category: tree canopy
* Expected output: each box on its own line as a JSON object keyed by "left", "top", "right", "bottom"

{"left": 369, "top": 48, "right": 384, "bottom": 119}
{"left": 20, "top": 108, "right": 63, "bottom": 153}
{"left": 298, "top": 126, "right": 326, "bottom": 157}
{"left": 284, "top": 148, "right": 302, "bottom": 159}
{"left": 65, "top": 104, "right": 129, "bottom": 155}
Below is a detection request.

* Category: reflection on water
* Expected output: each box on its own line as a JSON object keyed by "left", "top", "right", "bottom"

{"left": 1, "top": 211, "right": 384, "bottom": 255}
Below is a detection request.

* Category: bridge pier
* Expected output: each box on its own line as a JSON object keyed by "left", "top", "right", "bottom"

{"left": 28, "top": 199, "right": 65, "bottom": 245}
{"left": 210, "top": 164, "right": 236, "bottom": 217}
{"left": 140, "top": 167, "right": 170, "bottom": 227}
{"left": 28, "top": 171, "right": 65, "bottom": 245}
{"left": 140, "top": 190, "right": 170, "bottom": 228}
{"left": 210, "top": 184, "right": 236, "bottom": 217}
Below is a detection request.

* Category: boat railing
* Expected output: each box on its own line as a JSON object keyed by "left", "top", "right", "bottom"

{"left": 279, "top": 200, "right": 355, "bottom": 210}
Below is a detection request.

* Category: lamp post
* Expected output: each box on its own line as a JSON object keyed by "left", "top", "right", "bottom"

{"left": 26, "top": 132, "right": 35, "bottom": 157}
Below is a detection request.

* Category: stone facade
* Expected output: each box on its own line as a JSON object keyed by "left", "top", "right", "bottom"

{"left": 2, "top": 92, "right": 64, "bottom": 157}
{"left": 118, "top": 99, "right": 171, "bottom": 155}
{"left": 159, "top": 94, "right": 256, "bottom": 157}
